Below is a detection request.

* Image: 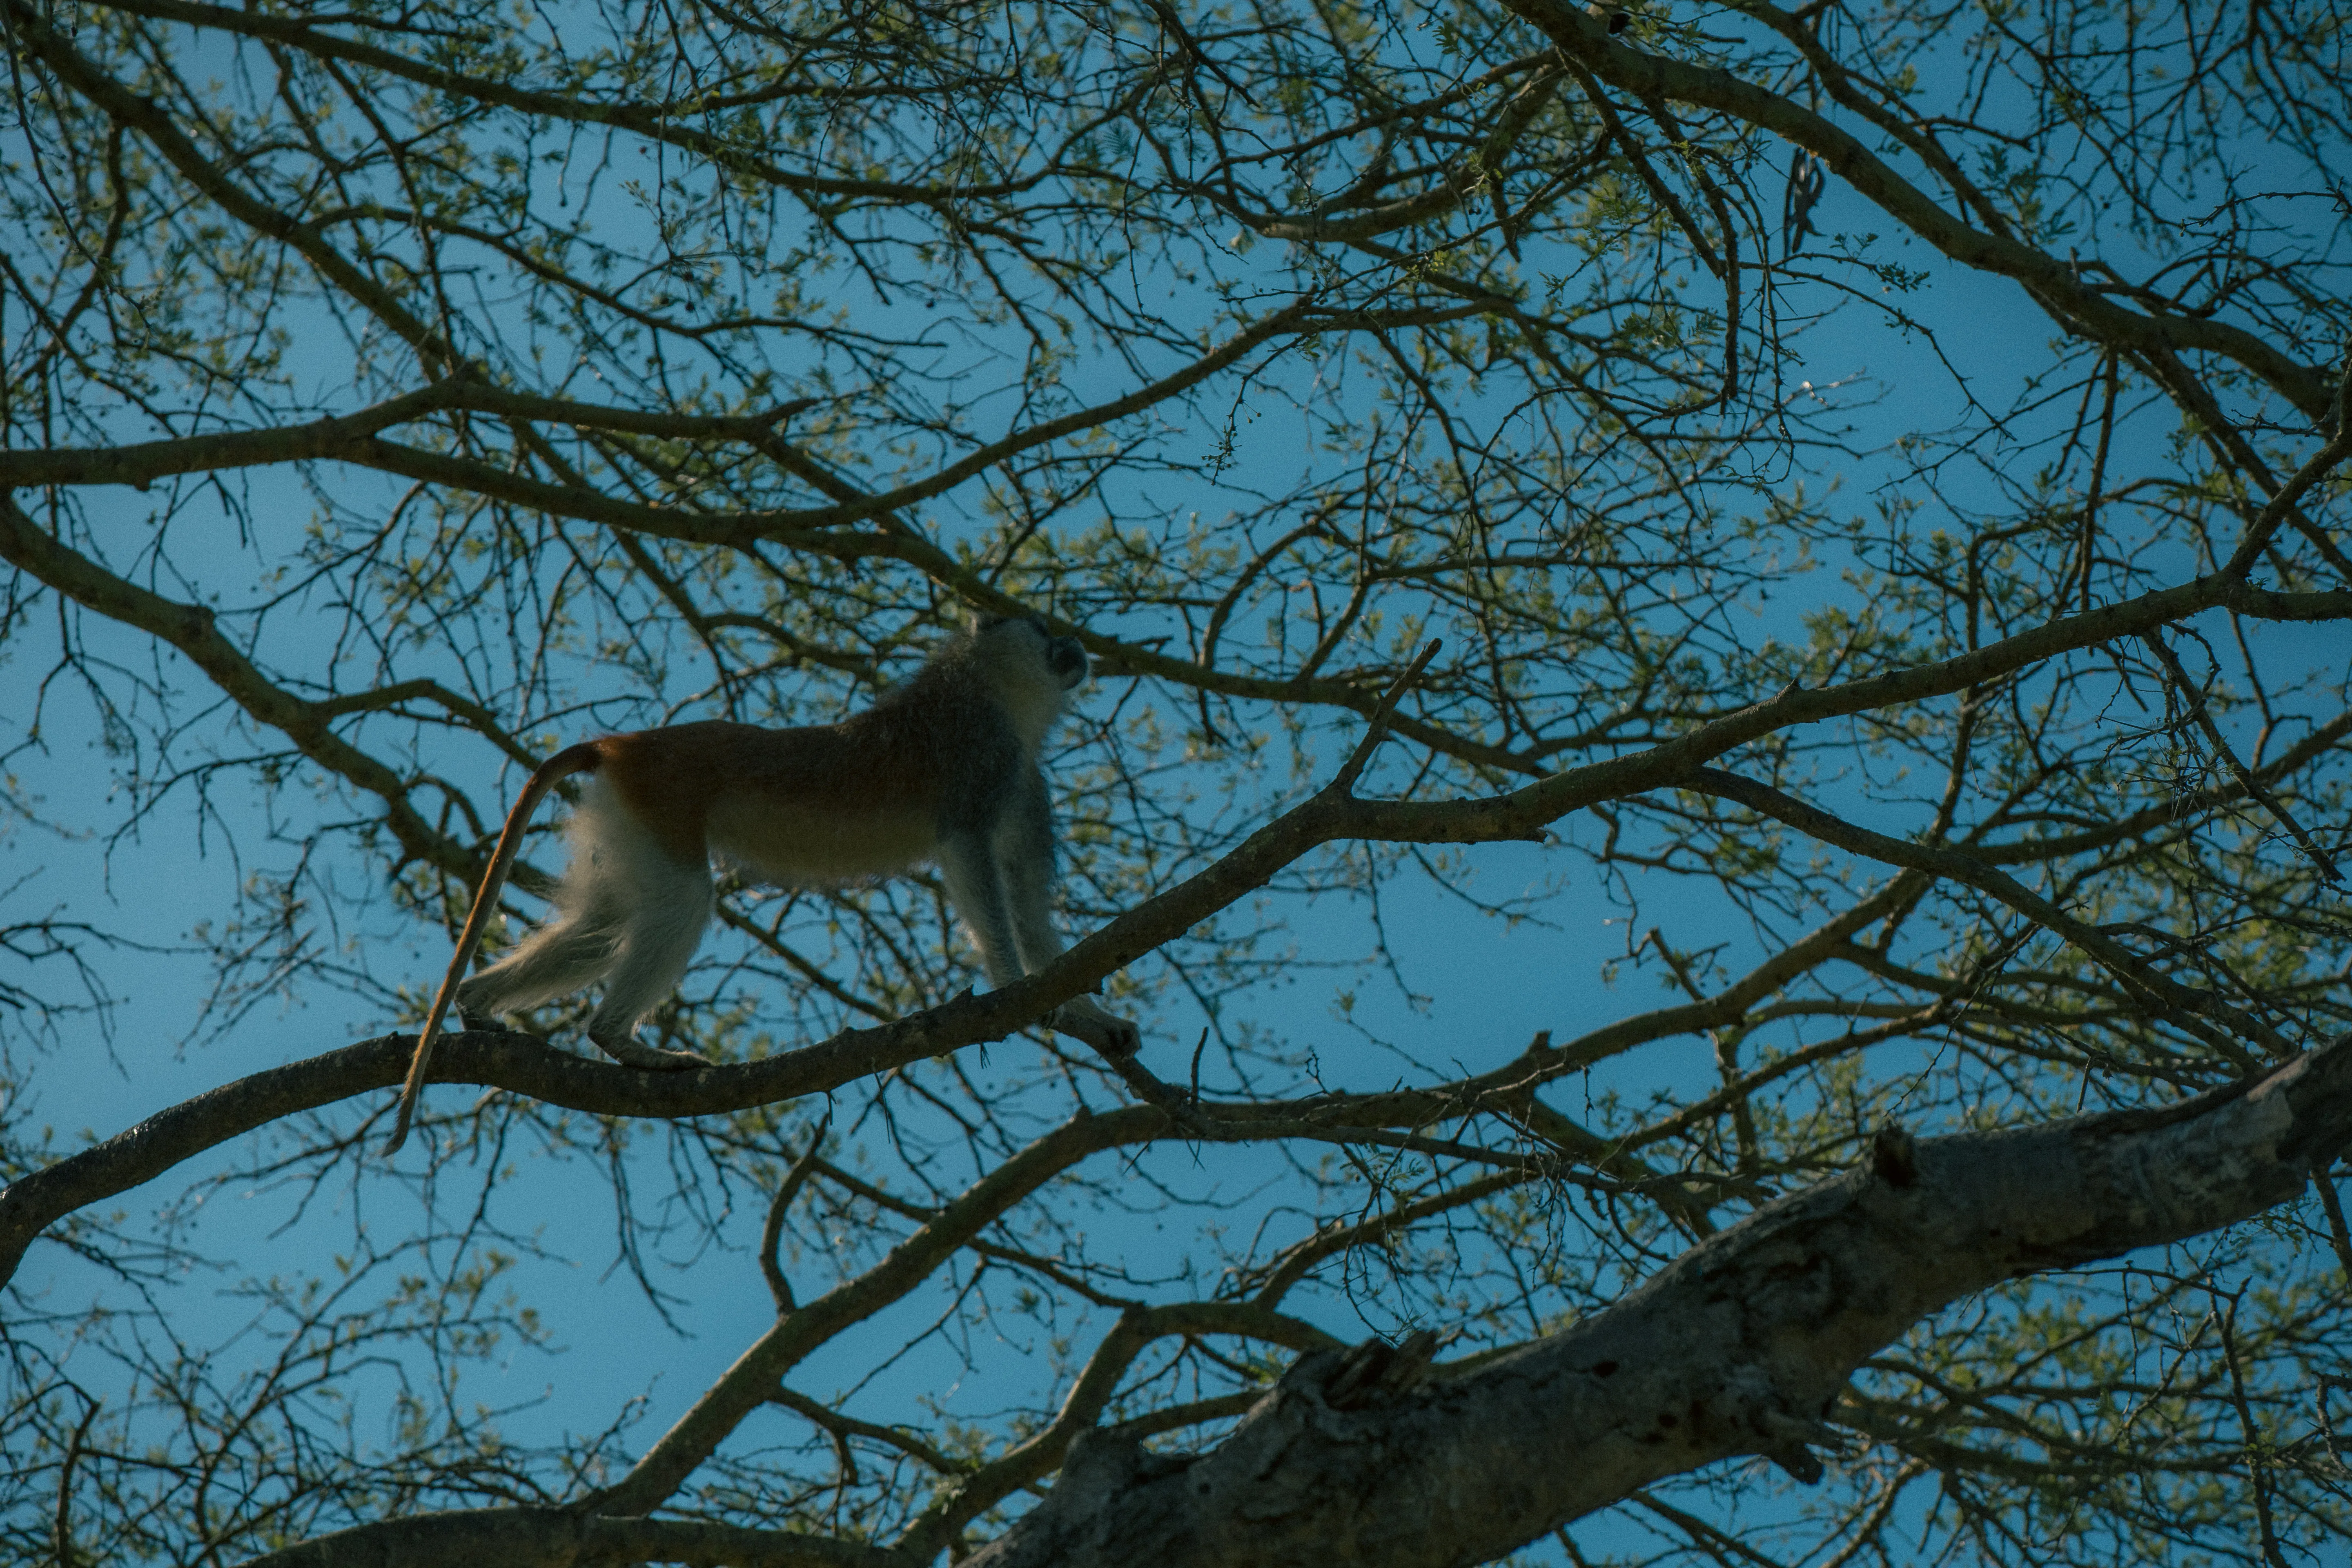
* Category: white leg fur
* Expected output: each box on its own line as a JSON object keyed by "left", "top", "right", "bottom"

{"left": 460, "top": 776, "right": 713, "bottom": 1069}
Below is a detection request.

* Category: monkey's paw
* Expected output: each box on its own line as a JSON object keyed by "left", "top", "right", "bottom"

{"left": 1050, "top": 997, "right": 1141, "bottom": 1058}
{"left": 590, "top": 1031, "right": 715, "bottom": 1071}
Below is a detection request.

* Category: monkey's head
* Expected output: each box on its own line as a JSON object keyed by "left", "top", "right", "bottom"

{"left": 967, "top": 612, "right": 1091, "bottom": 749}
{"left": 974, "top": 612, "right": 1090, "bottom": 691}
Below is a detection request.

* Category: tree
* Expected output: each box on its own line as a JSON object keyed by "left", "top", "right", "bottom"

{"left": 3, "top": 0, "right": 2351, "bottom": 1560}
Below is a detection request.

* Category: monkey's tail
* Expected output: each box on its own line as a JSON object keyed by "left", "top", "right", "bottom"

{"left": 383, "top": 742, "right": 604, "bottom": 1156}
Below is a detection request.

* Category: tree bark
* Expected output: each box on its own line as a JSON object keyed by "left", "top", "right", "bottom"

{"left": 967, "top": 1036, "right": 2352, "bottom": 1568}
{"left": 241, "top": 1507, "right": 910, "bottom": 1568}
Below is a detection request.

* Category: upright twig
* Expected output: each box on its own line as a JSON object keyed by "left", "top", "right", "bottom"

{"left": 2219, "top": 349, "right": 2352, "bottom": 578}
{"left": 762, "top": 1111, "right": 833, "bottom": 1312}
{"left": 1329, "top": 639, "right": 1442, "bottom": 798}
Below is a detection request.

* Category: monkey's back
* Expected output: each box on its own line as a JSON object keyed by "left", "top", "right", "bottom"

{"left": 592, "top": 662, "right": 1023, "bottom": 884}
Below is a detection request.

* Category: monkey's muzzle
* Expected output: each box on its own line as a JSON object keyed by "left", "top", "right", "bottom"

{"left": 1046, "top": 635, "right": 1089, "bottom": 688}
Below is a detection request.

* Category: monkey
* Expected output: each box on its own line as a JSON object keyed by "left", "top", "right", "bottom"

{"left": 384, "top": 613, "right": 1140, "bottom": 1154}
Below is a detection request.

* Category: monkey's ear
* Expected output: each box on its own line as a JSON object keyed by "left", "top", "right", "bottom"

{"left": 969, "top": 609, "right": 1033, "bottom": 638}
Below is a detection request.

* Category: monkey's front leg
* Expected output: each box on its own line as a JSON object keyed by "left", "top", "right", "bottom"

{"left": 971, "top": 816, "right": 1143, "bottom": 1058}
{"left": 944, "top": 830, "right": 1137, "bottom": 1055}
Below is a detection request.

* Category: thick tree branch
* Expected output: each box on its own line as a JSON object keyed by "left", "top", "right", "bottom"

{"left": 0, "top": 1016, "right": 1148, "bottom": 1290}
{"left": 964, "top": 1036, "right": 2352, "bottom": 1568}
{"left": 0, "top": 297, "right": 1306, "bottom": 526}
{"left": 0, "top": 901, "right": 1842, "bottom": 1295}
{"left": 0, "top": 378, "right": 469, "bottom": 488}
{"left": 237, "top": 1506, "right": 916, "bottom": 1568}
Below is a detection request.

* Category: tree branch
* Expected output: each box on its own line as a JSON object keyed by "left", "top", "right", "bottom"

{"left": 964, "top": 1036, "right": 2352, "bottom": 1568}
{"left": 236, "top": 1506, "right": 917, "bottom": 1568}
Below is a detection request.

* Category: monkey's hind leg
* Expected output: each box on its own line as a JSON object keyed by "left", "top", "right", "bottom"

{"left": 582, "top": 840, "right": 715, "bottom": 1071}
{"left": 457, "top": 915, "right": 620, "bottom": 1024}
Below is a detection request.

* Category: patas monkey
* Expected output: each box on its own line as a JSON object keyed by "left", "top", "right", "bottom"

{"left": 385, "top": 614, "right": 1139, "bottom": 1154}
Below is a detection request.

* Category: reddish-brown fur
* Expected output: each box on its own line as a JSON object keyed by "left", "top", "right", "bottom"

{"left": 592, "top": 684, "right": 997, "bottom": 864}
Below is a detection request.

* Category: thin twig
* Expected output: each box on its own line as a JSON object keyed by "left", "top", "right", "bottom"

{"left": 2219, "top": 349, "right": 2352, "bottom": 577}
{"left": 1330, "top": 639, "right": 1442, "bottom": 797}
{"left": 2143, "top": 630, "right": 2342, "bottom": 882}
{"left": 2316, "top": 1168, "right": 2352, "bottom": 1286}
{"left": 761, "top": 1111, "right": 833, "bottom": 1312}
{"left": 2216, "top": 1287, "right": 2292, "bottom": 1568}
{"left": 53, "top": 1389, "right": 98, "bottom": 1568}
